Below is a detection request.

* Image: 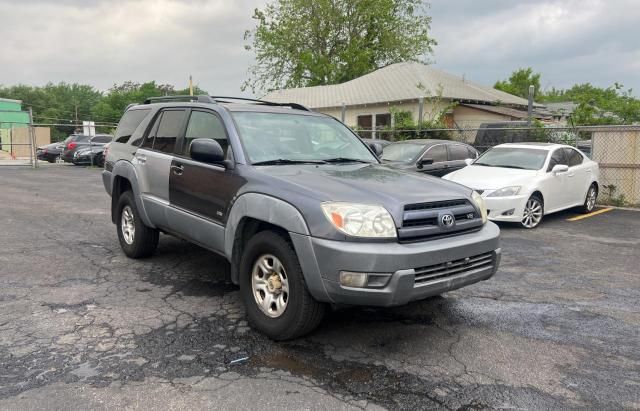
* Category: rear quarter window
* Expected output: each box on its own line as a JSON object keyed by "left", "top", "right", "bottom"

{"left": 115, "top": 109, "right": 151, "bottom": 144}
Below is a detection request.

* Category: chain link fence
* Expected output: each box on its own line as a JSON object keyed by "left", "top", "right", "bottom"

{"left": 357, "top": 125, "right": 640, "bottom": 207}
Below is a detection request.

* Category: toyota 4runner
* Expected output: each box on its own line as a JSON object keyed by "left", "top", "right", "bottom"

{"left": 102, "top": 96, "right": 501, "bottom": 340}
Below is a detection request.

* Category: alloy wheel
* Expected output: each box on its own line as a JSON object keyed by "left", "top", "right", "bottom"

{"left": 251, "top": 254, "right": 289, "bottom": 318}
{"left": 522, "top": 198, "right": 543, "bottom": 228}
{"left": 586, "top": 187, "right": 597, "bottom": 211}
{"left": 121, "top": 205, "right": 135, "bottom": 244}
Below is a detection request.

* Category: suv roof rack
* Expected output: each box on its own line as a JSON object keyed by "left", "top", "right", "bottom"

{"left": 143, "top": 95, "right": 215, "bottom": 104}
{"left": 211, "top": 96, "right": 310, "bottom": 111}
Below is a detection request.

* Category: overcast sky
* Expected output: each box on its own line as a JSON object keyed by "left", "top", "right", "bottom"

{"left": 1, "top": 0, "right": 638, "bottom": 97}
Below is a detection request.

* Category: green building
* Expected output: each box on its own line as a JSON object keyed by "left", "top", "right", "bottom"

{"left": 1, "top": 98, "right": 30, "bottom": 152}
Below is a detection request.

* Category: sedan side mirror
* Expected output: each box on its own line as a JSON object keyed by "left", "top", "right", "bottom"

{"left": 417, "top": 158, "right": 434, "bottom": 169}
{"left": 464, "top": 158, "right": 474, "bottom": 166}
{"left": 551, "top": 164, "right": 569, "bottom": 174}
{"left": 190, "top": 138, "right": 225, "bottom": 165}
{"left": 367, "top": 142, "right": 383, "bottom": 157}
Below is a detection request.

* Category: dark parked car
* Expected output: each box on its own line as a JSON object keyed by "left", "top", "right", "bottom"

{"left": 61, "top": 134, "right": 113, "bottom": 162}
{"left": 36, "top": 142, "right": 64, "bottom": 163}
{"left": 361, "top": 138, "right": 392, "bottom": 148}
{"left": 381, "top": 139, "right": 479, "bottom": 177}
{"left": 72, "top": 143, "right": 108, "bottom": 167}
{"left": 473, "top": 122, "right": 530, "bottom": 150}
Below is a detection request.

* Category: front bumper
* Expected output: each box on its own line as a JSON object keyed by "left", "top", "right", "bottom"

{"left": 290, "top": 222, "right": 501, "bottom": 307}
{"left": 483, "top": 194, "right": 529, "bottom": 223}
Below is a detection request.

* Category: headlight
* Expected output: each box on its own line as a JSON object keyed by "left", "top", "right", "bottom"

{"left": 487, "top": 186, "right": 521, "bottom": 197}
{"left": 471, "top": 191, "right": 488, "bottom": 224}
{"left": 321, "top": 202, "right": 396, "bottom": 238}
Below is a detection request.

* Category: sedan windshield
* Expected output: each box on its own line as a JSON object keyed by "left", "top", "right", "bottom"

{"left": 474, "top": 147, "right": 548, "bottom": 170}
{"left": 232, "top": 112, "right": 377, "bottom": 164}
{"left": 381, "top": 143, "right": 425, "bottom": 162}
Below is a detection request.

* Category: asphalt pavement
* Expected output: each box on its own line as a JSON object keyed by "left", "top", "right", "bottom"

{"left": 1, "top": 164, "right": 639, "bottom": 410}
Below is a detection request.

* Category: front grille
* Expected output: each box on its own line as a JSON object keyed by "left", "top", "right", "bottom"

{"left": 414, "top": 252, "right": 494, "bottom": 285}
{"left": 399, "top": 199, "right": 483, "bottom": 242}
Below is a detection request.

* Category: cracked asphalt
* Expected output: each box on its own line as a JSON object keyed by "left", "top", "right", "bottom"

{"left": 1, "top": 164, "right": 639, "bottom": 410}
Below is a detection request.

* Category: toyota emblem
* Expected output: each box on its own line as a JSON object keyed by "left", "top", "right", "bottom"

{"left": 441, "top": 214, "right": 455, "bottom": 227}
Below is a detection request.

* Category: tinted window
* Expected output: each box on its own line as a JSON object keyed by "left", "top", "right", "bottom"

{"left": 382, "top": 143, "right": 425, "bottom": 162}
{"left": 564, "top": 148, "right": 583, "bottom": 167}
{"left": 547, "top": 149, "right": 567, "bottom": 171}
{"left": 152, "top": 110, "right": 187, "bottom": 154}
{"left": 115, "top": 109, "right": 150, "bottom": 144}
{"left": 91, "top": 135, "right": 113, "bottom": 144}
{"left": 184, "top": 111, "right": 227, "bottom": 156}
{"left": 449, "top": 144, "right": 471, "bottom": 161}
{"left": 424, "top": 145, "right": 447, "bottom": 163}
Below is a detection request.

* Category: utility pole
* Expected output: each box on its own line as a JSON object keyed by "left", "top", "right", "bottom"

{"left": 189, "top": 75, "right": 194, "bottom": 96}
{"left": 527, "top": 85, "right": 534, "bottom": 126}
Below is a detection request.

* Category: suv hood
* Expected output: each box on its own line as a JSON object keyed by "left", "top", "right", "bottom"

{"left": 444, "top": 164, "right": 538, "bottom": 190}
{"left": 255, "top": 163, "right": 472, "bottom": 223}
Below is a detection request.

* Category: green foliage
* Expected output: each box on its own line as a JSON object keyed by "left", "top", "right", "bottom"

{"left": 243, "top": 0, "right": 436, "bottom": 93}
{"left": 494, "top": 68, "right": 541, "bottom": 99}
{"left": 0, "top": 81, "right": 208, "bottom": 141}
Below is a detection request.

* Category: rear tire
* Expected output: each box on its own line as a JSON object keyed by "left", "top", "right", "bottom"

{"left": 581, "top": 184, "right": 598, "bottom": 213}
{"left": 520, "top": 194, "right": 543, "bottom": 229}
{"left": 239, "top": 230, "right": 326, "bottom": 340}
{"left": 116, "top": 190, "right": 159, "bottom": 258}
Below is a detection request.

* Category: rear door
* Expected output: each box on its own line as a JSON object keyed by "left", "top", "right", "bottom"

{"left": 417, "top": 144, "right": 448, "bottom": 176}
{"left": 135, "top": 109, "right": 188, "bottom": 227}
{"left": 167, "top": 109, "right": 245, "bottom": 252}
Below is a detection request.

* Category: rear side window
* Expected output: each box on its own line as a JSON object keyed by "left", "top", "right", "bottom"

{"left": 564, "top": 148, "right": 583, "bottom": 167}
{"left": 142, "top": 110, "right": 187, "bottom": 154}
{"left": 115, "top": 109, "right": 150, "bottom": 144}
{"left": 91, "top": 135, "right": 113, "bottom": 144}
{"left": 424, "top": 145, "right": 447, "bottom": 163}
{"left": 448, "top": 144, "right": 470, "bottom": 161}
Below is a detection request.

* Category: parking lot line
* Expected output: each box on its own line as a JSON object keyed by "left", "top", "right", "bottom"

{"left": 567, "top": 207, "right": 614, "bottom": 221}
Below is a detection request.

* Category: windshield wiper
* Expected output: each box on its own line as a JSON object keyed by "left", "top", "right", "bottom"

{"left": 252, "top": 159, "right": 326, "bottom": 166}
{"left": 495, "top": 165, "right": 528, "bottom": 169}
{"left": 322, "top": 157, "right": 372, "bottom": 164}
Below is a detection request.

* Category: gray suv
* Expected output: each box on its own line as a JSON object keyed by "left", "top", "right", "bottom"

{"left": 102, "top": 96, "right": 501, "bottom": 340}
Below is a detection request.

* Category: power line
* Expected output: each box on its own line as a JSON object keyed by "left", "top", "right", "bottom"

{"left": 21, "top": 101, "right": 124, "bottom": 123}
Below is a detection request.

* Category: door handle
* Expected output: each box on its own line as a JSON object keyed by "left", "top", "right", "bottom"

{"left": 171, "top": 165, "right": 184, "bottom": 175}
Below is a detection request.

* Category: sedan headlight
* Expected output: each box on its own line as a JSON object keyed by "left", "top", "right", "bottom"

{"left": 471, "top": 191, "right": 488, "bottom": 224}
{"left": 321, "top": 202, "right": 396, "bottom": 238}
{"left": 487, "top": 186, "right": 521, "bottom": 197}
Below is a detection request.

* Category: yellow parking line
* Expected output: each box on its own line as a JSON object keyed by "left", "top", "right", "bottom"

{"left": 567, "top": 207, "right": 614, "bottom": 221}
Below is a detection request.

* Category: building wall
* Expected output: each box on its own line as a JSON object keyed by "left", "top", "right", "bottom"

{"left": 0, "top": 99, "right": 30, "bottom": 129}
{"left": 452, "top": 105, "right": 512, "bottom": 129}
{"left": 2, "top": 127, "right": 51, "bottom": 158}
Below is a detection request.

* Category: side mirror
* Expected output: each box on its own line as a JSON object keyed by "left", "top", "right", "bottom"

{"left": 552, "top": 164, "right": 569, "bottom": 174}
{"left": 464, "top": 158, "right": 474, "bottom": 166}
{"left": 367, "top": 142, "right": 383, "bottom": 157}
{"left": 417, "top": 158, "right": 434, "bottom": 169}
{"left": 190, "top": 138, "right": 225, "bottom": 164}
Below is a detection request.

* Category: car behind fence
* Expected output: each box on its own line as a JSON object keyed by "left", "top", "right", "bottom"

{"left": 358, "top": 125, "right": 640, "bottom": 207}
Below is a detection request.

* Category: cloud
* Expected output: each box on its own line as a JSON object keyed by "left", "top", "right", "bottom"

{"left": 428, "top": 0, "right": 640, "bottom": 94}
{"left": 0, "top": 0, "right": 638, "bottom": 97}
{"left": 0, "top": 0, "right": 268, "bottom": 95}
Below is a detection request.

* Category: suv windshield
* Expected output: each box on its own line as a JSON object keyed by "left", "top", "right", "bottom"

{"left": 474, "top": 147, "right": 548, "bottom": 170}
{"left": 232, "top": 112, "right": 377, "bottom": 164}
{"left": 381, "top": 143, "right": 425, "bottom": 162}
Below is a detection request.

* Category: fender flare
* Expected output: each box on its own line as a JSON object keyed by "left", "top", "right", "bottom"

{"left": 224, "top": 193, "right": 309, "bottom": 259}
{"left": 110, "top": 160, "right": 155, "bottom": 227}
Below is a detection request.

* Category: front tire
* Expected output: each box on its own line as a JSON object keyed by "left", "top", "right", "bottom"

{"left": 239, "top": 231, "right": 326, "bottom": 340}
{"left": 116, "top": 191, "right": 159, "bottom": 258}
{"left": 581, "top": 184, "right": 598, "bottom": 213}
{"left": 520, "top": 194, "right": 543, "bottom": 229}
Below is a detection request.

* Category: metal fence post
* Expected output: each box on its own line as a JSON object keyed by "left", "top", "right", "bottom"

{"left": 28, "top": 107, "right": 38, "bottom": 169}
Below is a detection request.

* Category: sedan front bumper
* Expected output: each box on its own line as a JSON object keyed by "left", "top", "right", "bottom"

{"left": 483, "top": 194, "right": 530, "bottom": 223}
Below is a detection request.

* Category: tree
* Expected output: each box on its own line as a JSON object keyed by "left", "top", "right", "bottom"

{"left": 494, "top": 67, "right": 541, "bottom": 99}
{"left": 243, "top": 0, "right": 436, "bottom": 93}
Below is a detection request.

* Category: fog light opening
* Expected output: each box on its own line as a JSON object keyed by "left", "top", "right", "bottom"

{"left": 501, "top": 209, "right": 515, "bottom": 216}
{"left": 339, "top": 271, "right": 368, "bottom": 288}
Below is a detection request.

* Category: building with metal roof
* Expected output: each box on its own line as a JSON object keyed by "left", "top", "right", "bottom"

{"left": 263, "top": 62, "right": 538, "bottom": 132}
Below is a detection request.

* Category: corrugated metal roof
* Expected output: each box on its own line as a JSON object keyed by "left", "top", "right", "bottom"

{"left": 263, "top": 62, "right": 531, "bottom": 109}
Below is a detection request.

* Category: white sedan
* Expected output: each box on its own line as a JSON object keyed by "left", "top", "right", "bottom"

{"left": 443, "top": 143, "right": 600, "bottom": 228}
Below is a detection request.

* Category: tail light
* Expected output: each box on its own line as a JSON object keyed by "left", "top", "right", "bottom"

{"left": 68, "top": 142, "right": 77, "bottom": 150}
